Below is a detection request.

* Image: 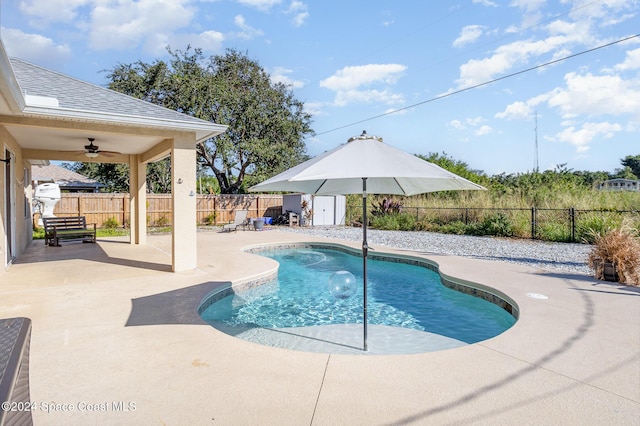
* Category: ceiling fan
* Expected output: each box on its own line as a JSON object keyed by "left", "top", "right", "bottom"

{"left": 76, "top": 138, "right": 119, "bottom": 158}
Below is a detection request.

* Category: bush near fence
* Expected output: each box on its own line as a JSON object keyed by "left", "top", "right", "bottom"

{"left": 48, "top": 193, "right": 283, "bottom": 228}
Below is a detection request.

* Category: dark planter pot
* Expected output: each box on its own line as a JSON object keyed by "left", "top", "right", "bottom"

{"left": 253, "top": 219, "right": 265, "bottom": 231}
{"left": 602, "top": 261, "right": 619, "bottom": 282}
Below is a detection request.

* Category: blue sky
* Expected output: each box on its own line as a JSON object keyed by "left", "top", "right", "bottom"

{"left": 2, "top": 0, "right": 639, "bottom": 175}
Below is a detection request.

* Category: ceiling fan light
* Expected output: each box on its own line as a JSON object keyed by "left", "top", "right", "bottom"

{"left": 85, "top": 152, "right": 99, "bottom": 158}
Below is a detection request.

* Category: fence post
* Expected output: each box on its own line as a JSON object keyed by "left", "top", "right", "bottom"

{"left": 570, "top": 206, "right": 576, "bottom": 242}
{"left": 531, "top": 207, "right": 537, "bottom": 240}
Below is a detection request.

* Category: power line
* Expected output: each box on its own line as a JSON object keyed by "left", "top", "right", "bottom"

{"left": 316, "top": 33, "right": 640, "bottom": 136}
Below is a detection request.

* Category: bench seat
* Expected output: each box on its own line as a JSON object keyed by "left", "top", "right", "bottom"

{"left": 42, "top": 216, "right": 97, "bottom": 247}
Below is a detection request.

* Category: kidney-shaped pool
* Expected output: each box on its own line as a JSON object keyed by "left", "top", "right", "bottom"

{"left": 199, "top": 244, "right": 517, "bottom": 355}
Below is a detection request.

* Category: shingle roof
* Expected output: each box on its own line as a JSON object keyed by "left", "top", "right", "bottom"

{"left": 10, "top": 58, "right": 214, "bottom": 128}
{"left": 32, "top": 164, "right": 104, "bottom": 189}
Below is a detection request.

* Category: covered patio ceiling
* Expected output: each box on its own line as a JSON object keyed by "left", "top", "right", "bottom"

{"left": 3, "top": 123, "right": 167, "bottom": 163}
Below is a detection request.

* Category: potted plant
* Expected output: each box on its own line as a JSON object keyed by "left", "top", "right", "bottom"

{"left": 587, "top": 221, "right": 640, "bottom": 285}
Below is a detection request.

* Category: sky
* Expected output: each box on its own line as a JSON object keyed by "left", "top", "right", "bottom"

{"left": 2, "top": 0, "right": 639, "bottom": 176}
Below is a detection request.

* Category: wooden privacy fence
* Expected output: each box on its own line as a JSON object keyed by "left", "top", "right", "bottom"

{"left": 48, "top": 193, "right": 284, "bottom": 228}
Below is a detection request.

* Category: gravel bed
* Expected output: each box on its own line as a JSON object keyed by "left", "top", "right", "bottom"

{"left": 275, "top": 226, "right": 593, "bottom": 275}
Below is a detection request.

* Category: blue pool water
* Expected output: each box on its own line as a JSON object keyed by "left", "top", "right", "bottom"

{"left": 200, "top": 248, "right": 516, "bottom": 349}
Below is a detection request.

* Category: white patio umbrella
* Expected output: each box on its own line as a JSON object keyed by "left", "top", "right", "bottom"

{"left": 250, "top": 131, "right": 486, "bottom": 350}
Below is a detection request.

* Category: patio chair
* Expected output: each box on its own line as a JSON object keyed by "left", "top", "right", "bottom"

{"left": 222, "top": 210, "right": 249, "bottom": 232}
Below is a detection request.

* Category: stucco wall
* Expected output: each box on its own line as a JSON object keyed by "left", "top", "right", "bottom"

{"left": 0, "top": 126, "right": 32, "bottom": 271}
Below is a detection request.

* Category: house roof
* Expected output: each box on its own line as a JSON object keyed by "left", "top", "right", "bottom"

{"left": 32, "top": 164, "right": 104, "bottom": 189}
{"left": 9, "top": 58, "right": 225, "bottom": 140}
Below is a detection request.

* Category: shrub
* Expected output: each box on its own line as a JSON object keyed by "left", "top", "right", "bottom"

{"left": 154, "top": 215, "right": 169, "bottom": 227}
{"left": 370, "top": 213, "right": 415, "bottom": 231}
{"left": 467, "top": 212, "right": 513, "bottom": 237}
{"left": 538, "top": 222, "right": 571, "bottom": 242}
{"left": 576, "top": 213, "right": 621, "bottom": 243}
{"left": 587, "top": 221, "right": 640, "bottom": 285}
{"left": 438, "top": 220, "right": 467, "bottom": 235}
{"left": 102, "top": 217, "right": 120, "bottom": 229}
{"left": 203, "top": 213, "right": 217, "bottom": 225}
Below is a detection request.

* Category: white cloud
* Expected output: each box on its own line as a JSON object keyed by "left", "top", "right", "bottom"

{"left": 547, "top": 72, "right": 640, "bottom": 118}
{"left": 320, "top": 64, "right": 407, "bottom": 106}
{"left": 549, "top": 121, "right": 623, "bottom": 153}
{"left": 321, "top": 64, "right": 406, "bottom": 91}
{"left": 496, "top": 101, "right": 532, "bottom": 120}
{"left": 449, "top": 119, "right": 465, "bottom": 130}
{"left": 19, "top": 0, "right": 88, "bottom": 25}
{"left": 567, "top": 0, "right": 636, "bottom": 22}
{"left": 509, "top": 0, "right": 546, "bottom": 29}
{"left": 472, "top": 0, "right": 498, "bottom": 6}
{"left": 615, "top": 48, "right": 640, "bottom": 71}
{"left": 233, "top": 15, "right": 264, "bottom": 40}
{"left": 466, "top": 116, "right": 485, "bottom": 126}
{"left": 453, "top": 25, "right": 485, "bottom": 48}
{"left": 286, "top": 1, "right": 309, "bottom": 27}
{"left": 510, "top": 0, "right": 545, "bottom": 11}
{"left": 1, "top": 27, "right": 72, "bottom": 65}
{"left": 88, "top": 0, "right": 195, "bottom": 51}
{"left": 270, "top": 66, "right": 304, "bottom": 88}
{"left": 475, "top": 125, "right": 494, "bottom": 136}
{"left": 237, "top": 0, "right": 282, "bottom": 11}
{"left": 162, "top": 30, "right": 225, "bottom": 56}
{"left": 303, "top": 101, "right": 325, "bottom": 116}
{"left": 448, "top": 116, "right": 493, "bottom": 136}
{"left": 455, "top": 36, "right": 572, "bottom": 88}
{"left": 334, "top": 89, "right": 405, "bottom": 107}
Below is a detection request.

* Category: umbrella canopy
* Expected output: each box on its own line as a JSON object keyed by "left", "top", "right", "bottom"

{"left": 250, "top": 131, "right": 486, "bottom": 351}
{"left": 250, "top": 132, "right": 485, "bottom": 195}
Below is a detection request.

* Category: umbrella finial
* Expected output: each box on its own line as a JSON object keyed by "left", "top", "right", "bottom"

{"left": 348, "top": 130, "right": 383, "bottom": 143}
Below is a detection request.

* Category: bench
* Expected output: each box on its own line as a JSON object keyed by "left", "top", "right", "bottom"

{"left": 0, "top": 317, "right": 33, "bottom": 426}
{"left": 43, "top": 216, "right": 97, "bottom": 247}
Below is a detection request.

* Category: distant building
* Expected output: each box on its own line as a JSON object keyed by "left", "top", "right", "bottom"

{"left": 32, "top": 164, "right": 104, "bottom": 192}
{"left": 598, "top": 178, "right": 639, "bottom": 192}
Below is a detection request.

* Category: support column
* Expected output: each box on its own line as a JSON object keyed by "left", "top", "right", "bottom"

{"left": 171, "top": 134, "right": 197, "bottom": 272}
{"left": 129, "top": 154, "right": 147, "bottom": 245}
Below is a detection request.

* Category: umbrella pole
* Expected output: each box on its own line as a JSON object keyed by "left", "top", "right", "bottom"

{"left": 362, "top": 177, "right": 368, "bottom": 351}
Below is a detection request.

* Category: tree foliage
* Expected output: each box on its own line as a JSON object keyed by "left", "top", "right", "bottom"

{"left": 63, "top": 162, "right": 130, "bottom": 193}
{"left": 106, "top": 47, "right": 313, "bottom": 193}
{"left": 62, "top": 160, "right": 172, "bottom": 193}
{"left": 618, "top": 155, "right": 640, "bottom": 179}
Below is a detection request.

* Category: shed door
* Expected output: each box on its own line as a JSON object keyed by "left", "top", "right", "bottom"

{"left": 312, "top": 196, "right": 336, "bottom": 226}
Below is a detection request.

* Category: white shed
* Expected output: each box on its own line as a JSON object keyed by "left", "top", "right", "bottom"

{"left": 282, "top": 194, "right": 346, "bottom": 226}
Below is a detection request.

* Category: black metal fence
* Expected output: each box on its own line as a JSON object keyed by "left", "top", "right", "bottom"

{"left": 346, "top": 205, "right": 640, "bottom": 243}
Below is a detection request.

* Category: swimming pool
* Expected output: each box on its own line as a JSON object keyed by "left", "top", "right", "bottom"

{"left": 199, "top": 244, "right": 517, "bottom": 354}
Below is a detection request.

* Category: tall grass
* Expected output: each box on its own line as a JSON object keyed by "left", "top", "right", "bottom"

{"left": 346, "top": 186, "right": 640, "bottom": 242}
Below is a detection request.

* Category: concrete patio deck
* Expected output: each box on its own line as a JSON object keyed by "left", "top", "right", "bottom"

{"left": 1, "top": 228, "right": 638, "bottom": 425}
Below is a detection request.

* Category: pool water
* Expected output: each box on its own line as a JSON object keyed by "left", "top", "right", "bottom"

{"left": 200, "top": 248, "right": 516, "bottom": 350}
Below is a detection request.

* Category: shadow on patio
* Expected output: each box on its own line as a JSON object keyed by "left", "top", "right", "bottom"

{"left": 12, "top": 238, "right": 172, "bottom": 273}
{"left": 125, "top": 281, "right": 230, "bottom": 326}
